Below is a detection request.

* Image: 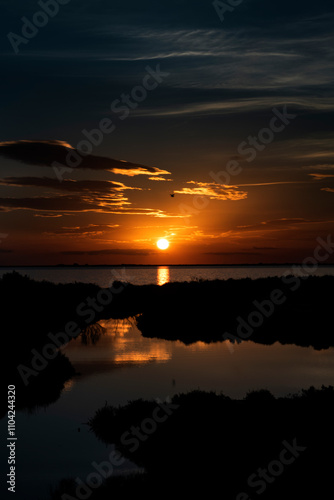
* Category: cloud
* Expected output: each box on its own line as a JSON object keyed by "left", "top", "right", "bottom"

{"left": 0, "top": 195, "right": 127, "bottom": 212}
{"left": 308, "top": 173, "right": 334, "bottom": 180}
{"left": 0, "top": 195, "right": 185, "bottom": 218}
{"left": 321, "top": 187, "right": 334, "bottom": 193}
{"left": 109, "top": 208, "right": 187, "bottom": 218}
{"left": 34, "top": 214, "right": 63, "bottom": 218}
{"left": 148, "top": 177, "right": 172, "bottom": 181}
{"left": 253, "top": 246, "right": 280, "bottom": 250}
{"left": 0, "top": 140, "right": 72, "bottom": 165}
{"left": 138, "top": 97, "right": 334, "bottom": 118}
{"left": 60, "top": 248, "right": 154, "bottom": 256}
{"left": 236, "top": 218, "right": 329, "bottom": 232}
{"left": 175, "top": 181, "right": 247, "bottom": 201}
{"left": 0, "top": 176, "right": 142, "bottom": 194}
{"left": 0, "top": 140, "right": 171, "bottom": 178}
{"left": 0, "top": 175, "right": 178, "bottom": 217}
{"left": 297, "top": 152, "right": 334, "bottom": 160}
{"left": 203, "top": 251, "right": 259, "bottom": 256}
{"left": 0, "top": 175, "right": 187, "bottom": 218}
{"left": 45, "top": 224, "right": 120, "bottom": 236}
{"left": 237, "top": 181, "right": 305, "bottom": 187}
{"left": 101, "top": 18, "right": 334, "bottom": 97}
{"left": 302, "top": 164, "right": 334, "bottom": 171}
{"left": 110, "top": 167, "right": 170, "bottom": 177}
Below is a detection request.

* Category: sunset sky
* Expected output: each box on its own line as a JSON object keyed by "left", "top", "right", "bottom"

{"left": 0, "top": 0, "right": 334, "bottom": 265}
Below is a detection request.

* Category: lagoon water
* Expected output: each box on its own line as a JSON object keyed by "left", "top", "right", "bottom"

{"left": 2, "top": 266, "right": 334, "bottom": 499}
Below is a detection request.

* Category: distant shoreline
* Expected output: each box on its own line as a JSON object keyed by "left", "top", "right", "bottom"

{"left": 1, "top": 263, "right": 334, "bottom": 268}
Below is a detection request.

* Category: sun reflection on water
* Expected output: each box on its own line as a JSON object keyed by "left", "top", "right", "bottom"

{"left": 63, "top": 318, "right": 172, "bottom": 375}
{"left": 157, "top": 266, "right": 170, "bottom": 286}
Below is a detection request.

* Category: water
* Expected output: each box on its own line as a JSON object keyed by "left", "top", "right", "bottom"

{"left": 2, "top": 266, "right": 334, "bottom": 499}
{"left": 4, "top": 318, "right": 334, "bottom": 499}
{"left": 1, "top": 265, "right": 334, "bottom": 287}
{"left": 62, "top": 318, "right": 334, "bottom": 402}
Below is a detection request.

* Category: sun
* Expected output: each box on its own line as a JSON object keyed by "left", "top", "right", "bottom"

{"left": 157, "top": 238, "right": 169, "bottom": 250}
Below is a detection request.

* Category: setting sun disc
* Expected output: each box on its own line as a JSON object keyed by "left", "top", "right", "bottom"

{"left": 157, "top": 239, "right": 169, "bottom": 250}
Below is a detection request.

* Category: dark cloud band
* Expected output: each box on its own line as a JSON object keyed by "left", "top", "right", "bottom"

{"left": 0, "top": 140, "right": 170, "bottom": 177}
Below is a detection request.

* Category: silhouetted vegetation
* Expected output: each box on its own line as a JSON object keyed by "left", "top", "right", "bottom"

{"left": 9, "top": 352, "right": 75, "bottom": 416}
{"left": 49, "top": 386, "right": 334, "bottom": 498}
{"left": 80, "top": 323, "right": 107, "bottom": 345}
{"left": 135, "top": 275, "right": 334, "bottom": 349}
{"left": 49, "top": 473, "right": 150, "bottom": 499}
{"left": 1, "top": 272, "right": 126, "bottom": 416}
{"left": 0, "top": 272, "right": 99, "bottom": 417}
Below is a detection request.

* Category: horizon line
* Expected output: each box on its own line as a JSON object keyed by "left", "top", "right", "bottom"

{"left": 1, "top": 263, "right": 334, "bottom": 268}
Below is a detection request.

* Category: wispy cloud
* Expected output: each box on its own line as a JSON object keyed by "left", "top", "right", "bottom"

{"left": 34, "top": 214, "right": 63, "bottom": 218}
{"left": 308, "top": 173, "right": 334, "bottom": 180}
{"left": 148, "top": 177, "right": 172, "bottom": 182}
{"left": 253, "top": 246, "right": 281, "bottom": 250}
{"left": 0, "top": 195, "right": 185, "bottom": 218}
{"left": 0, "top": 195, "right": 126, "bottom": 212}
{"left": 297, "top": 151, "right": 334, "bottom": 160}
{"left": 137, "top": 97, "right": 334, "bottom": 118}
{"left": 302, "top": 164, "right": 334, "bottom": 171}
{"left": 45, "top": 224, "right": 120, "bottom": 236}
{"left": 60, "top": 248, "right": 155, "bottom": 256}
{"left": 236, "top": 218, "right": 332, "bottom": 233}
{"left": 99, "top": 24, "right": 334, "bottom": 93}
{"left": 237, "top": 181, "right": 307, "bottom": 187}
{"left": 175, "top": 181, "right": 247, "bottom": 201}
{"left": 0, "top": 177, "right": 142, "bottom": 194}
{"left": 203, "top": 251, "right": 259, "bottom": 256}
